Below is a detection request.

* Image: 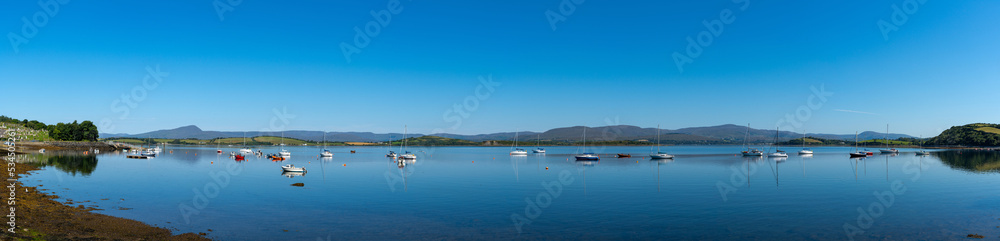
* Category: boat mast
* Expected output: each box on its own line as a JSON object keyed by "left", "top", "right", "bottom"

{"left": 656, "top": 124, "right": 661, "bottom": 153}
{"left": 582, "top": 127, "right": 587, "bottom": 153}
{"left": 743, "top": 123, "right": 751, "bottom": 151}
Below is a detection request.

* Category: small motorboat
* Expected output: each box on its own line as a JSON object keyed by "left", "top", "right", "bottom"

{"left": 38, "top": 148, "right": 45, "bottom": 153}
{"left": 126, "top": 155, "right": 149, "bottom": 159}
{"left": 234, "top": 154, "right": 245, "bottom": 161}
{"left": 617, "top": 153, "right": 631, "bottom": 158}
{"left": 350, "top": 150, "right": 356, "bottom": 154}
{"left": 575, "top": 153, "right": 599, "bottom": 161}
{"left": 268, "top": 154, "right": 285, "bottom": 161}
{"left": 281, "top": 164, "right": 306, "bottom": 172}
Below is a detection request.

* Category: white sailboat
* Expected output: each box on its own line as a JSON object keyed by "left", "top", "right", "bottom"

{"left": 239, "top": 132, "right": 253, "bottom": 154}
{"left": 797, "top": 130, "right": 813, "bottom": 154}
{"left": 850, "top": 131, "right": 867, "bottom": 157}
{"left": 279, "top": 132, "right": 291, "bottom": 157}
{"left": 320, "top": 132, "right": 333, "bottom": 157}
{"left": 879, "top": 124, "right": 898, "bottom": 153}
{"left": 532, "top": 134, "right": 545, "bottom": 153}
{"left": 649, "top": 124, "right": 674, "bottom": 159}
{"left": 767, "top": 127, "right": 788, "bottom": 157}
{"left": 915, "top": 135, "right": 930, "bottom": 155}
{"left": 399, "top": 125, "right": 416, "bottom": 160}
{"left": 386, "top": 134, "right": 397, "bottom": 158}
{"left": 510, "top": 129, "right": 528, "bottom": 155}
{"left": 741, "top": 123, "right": 763, "bottom": 156}
{"left": 574, "top": 127, "right": 599, "bottom": 161}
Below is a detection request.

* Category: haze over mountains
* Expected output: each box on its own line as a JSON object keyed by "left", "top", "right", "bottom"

{"left": 101, "top": 124, "right": 915, "bottom": 143}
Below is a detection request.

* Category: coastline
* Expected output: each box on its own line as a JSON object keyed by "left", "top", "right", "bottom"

{"left": 1, "top": 154, "right": 208, "bottom": 240}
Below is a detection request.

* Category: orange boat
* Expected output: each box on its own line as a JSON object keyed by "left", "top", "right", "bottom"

{"left": 616, "top": 154, "right": 631, "bottom": 158}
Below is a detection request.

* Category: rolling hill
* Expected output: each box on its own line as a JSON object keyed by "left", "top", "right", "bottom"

{"left": 100, "top": 124, "right": 915, "bottom": 143}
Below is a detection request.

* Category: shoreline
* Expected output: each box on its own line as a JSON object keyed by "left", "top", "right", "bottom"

{"left": 1, "top": 156, "right": 209, "bottom": 240}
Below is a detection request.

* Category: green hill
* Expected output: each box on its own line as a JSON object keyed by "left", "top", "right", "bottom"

{"left": 926, "top": 123, "right": 1000, "bottom": 147}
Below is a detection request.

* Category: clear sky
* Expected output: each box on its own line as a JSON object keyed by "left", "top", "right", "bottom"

{"left": 1, "top": 0, "right": 997, "bottom": 136}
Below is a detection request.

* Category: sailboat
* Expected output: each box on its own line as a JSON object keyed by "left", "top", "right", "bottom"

{"left": 532, "top": 134, "right": 545, "bottom": 153}
{"left": 216, "top": 137, "right": 223, "bottom": 154}
{"left": 239, "top": 132, "right": 253, "bottom": 154}
{"left": 649, "top": 124, "right": 674, "bottom": 159}
{"left": 320, "top": 132, "right": 333, "bottom": 157}
{"left": 850, "top": 131, "right": 867, "bottom": 157}
{"left": 574, "top": 127, "right": 599, "bottom": 161}
{"left": 797, "top": 131, "right": 813, "bottom": 154}
{"left": 279, "top": 132, "right": 291, "bottom": 157}
{"left": 399, "top": 125, "right": 416, "bottom": 160}
{"left": 879, "top": 124, "right": 898, "bottom": 153}
{"left": 510, "top": 129, "right": 528, "bottom": 155}
{"left": 767, "top": 127, "right": 788, "bottom": 157}
{"left": 741, "top": 123, "right": 763, "bottom": 156}
{"left": 386, "top": 135, "right": 397, "bottom": 158}
{"left": 915, "top": 135, "right": 930, "bottom": 155}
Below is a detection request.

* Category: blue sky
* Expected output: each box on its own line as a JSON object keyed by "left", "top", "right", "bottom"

{"left": 1, "top": 0, "right": 997, "bottom": 136}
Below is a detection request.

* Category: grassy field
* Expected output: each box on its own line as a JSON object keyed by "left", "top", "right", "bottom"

{"left": 858, "top": 139, "right": 912, "bottom": 145}
{"left": 974, "top": 127, "right": 1000, "bottom": 135}
{"left": 252, "top": 136, "right": 310, "bottom": 145}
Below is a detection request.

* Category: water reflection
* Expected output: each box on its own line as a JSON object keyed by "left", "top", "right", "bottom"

{"left": 25, "top": 154, "right": 99, "bottom": 176}
{"left": 936, "top": 150, "right": 1000, "bottom": 173}
{"left": 281, "top": 171, "right": 306, "bottom": 178}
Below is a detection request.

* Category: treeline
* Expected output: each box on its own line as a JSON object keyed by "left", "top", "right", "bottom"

{"left": 0, "top": 115, "right": 99, "bottom": 142}
{"left": 926, "top": 123, "right": 1000, "bottom": 147}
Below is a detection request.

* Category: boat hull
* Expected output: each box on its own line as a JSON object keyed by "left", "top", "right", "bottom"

{"left": 649, "top": 154, "right": 673, "bottom": 159}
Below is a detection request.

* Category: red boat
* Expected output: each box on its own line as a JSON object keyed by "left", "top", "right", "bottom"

{"left": 234, "top": 154, "right": 245, "bottom": 161}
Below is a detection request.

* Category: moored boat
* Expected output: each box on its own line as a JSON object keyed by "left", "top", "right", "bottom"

{"left": 281, "top": 164, "right": 306, "bottom": 172}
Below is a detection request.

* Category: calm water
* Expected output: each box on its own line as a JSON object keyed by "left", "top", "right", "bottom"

{"left": 17, "top": 146, "right": 1000, "bottom": 240}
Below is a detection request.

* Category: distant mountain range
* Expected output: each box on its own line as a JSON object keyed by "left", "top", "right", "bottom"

{"left": 100, "top": 124, "right": 916, "bottom": 143}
